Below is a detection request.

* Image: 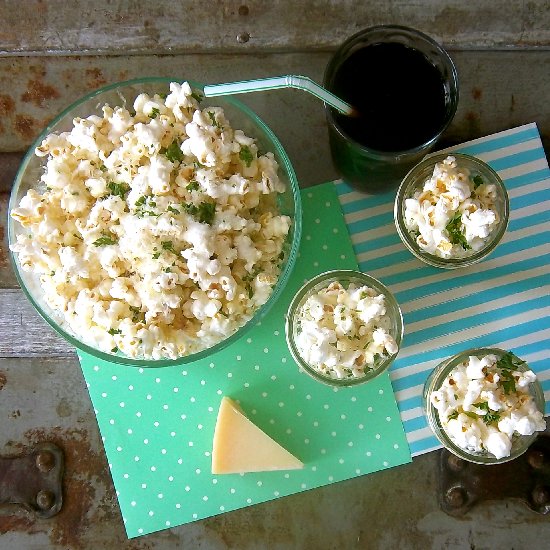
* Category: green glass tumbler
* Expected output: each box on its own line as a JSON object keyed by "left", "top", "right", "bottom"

{"left": 324, "top": 25, "right": 459, "bottom": 194}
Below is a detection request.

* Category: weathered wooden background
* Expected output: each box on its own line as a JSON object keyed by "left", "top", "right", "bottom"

{"left": 0, "top": 1, "right": 549, "bottom": 548}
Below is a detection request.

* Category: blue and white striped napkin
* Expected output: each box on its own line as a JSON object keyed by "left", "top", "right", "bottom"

{"left": 335, "top": 123, "right": 550, "bottom": 456}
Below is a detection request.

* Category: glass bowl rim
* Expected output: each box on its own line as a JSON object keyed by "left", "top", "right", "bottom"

{"left": 8, "top": 76, "right": 302, "bottom": 367}
{"left": 423, "top": 346, "right": 545, "bottom": 464}
{"left": 285, "top": 269, "right": 404, "bottom": 387}
{"left": 394, "top": 152, "right": 510, "bottom": 269}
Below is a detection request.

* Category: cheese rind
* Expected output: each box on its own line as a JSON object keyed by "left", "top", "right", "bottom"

{"left": 211, "top": 396, "right": 304, "bottom": 474}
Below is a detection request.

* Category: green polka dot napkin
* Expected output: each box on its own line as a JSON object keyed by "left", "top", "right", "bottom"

{"left": 78, "top": 182, "right": 411, "bottom": 538}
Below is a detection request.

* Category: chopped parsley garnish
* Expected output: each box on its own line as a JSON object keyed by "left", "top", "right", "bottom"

{"left": 111, "top": 346, "right": 119, "bottom": 353}
{"left": 108, "top": 328, "right": 122, "bottom": 335}
{"left": 152, "top": 251, "right": 161, "bottom": 259}
{"left": 161, "top": 240, "right": 178, "bottom": 254}
{"left": 242, "top": 266, "right": 262, "bottom": 283}
{"left": 447, "top": 410, "right": 459, "bottom": 421}
{"left": 242, "top": 266, "right": 262, "bottom": 299}
{"left": 497, "top": 351, "right": 525, "bottom": 371}
{"left": 197, "top": 201, "right": 216, "bottom": 224}
{"left": 99, "top": 164, "right": 108, "bottom": 172}
{"left": 191, "top": 91, "right": 204, "bottom": 103}
{"left": 134, "top": 195, "right": 160, "bottom": 218}
{"left": 475, "top": 401, "right": 501, "bottom": 425}
{"left": 207, "top": 111, "right": 221, "bottom": 128}
{"left": 161, "top": 140, "right": 183, "bottom": 163}
{"left": 106, "top": 181, "right": 130, "bottom": 199}
{"left": 239, "top": 145, "right": 254, "bottom": 167}
{"left": 181, "top": 203, "right": 198, "bottom": 215}
{"left": 129, "top": 306, "right": 144, "bottom": 323}
{"left": 186, "top": 181, "right": 200, "bottom": 192}
{"left": 167, "top": 205, "right": 180, "bottom": 215}
{"left": 181, "top": 201, "right": 216, "bottom": 225}
{"left": 93, "top": 234, "right": 118, "bottom": 246}
{"left": 445, "top": 212, "right": 471, "bottom": 250}
{"left": 150, "top": 107, "right": 160, "bottom": 119}
{"left": 473, "top": 175, "right": 484, "bottom": 189}
{"left": 496, "top": 351, "right": 524, "bottom": 395}
{"left": 137, "top": 210, "right": 159, "bottom": 218}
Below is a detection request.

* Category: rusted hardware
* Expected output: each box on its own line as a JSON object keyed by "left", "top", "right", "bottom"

{"left": 438, "top": 435, "right": 550, "bottom": 516}
{"left": 0, "top": 442, "right": 64, "bottom": 518}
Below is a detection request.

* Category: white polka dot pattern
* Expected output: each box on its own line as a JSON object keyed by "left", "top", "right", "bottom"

{"left": 78, "top": 183, "right": 411, "bottom": 538}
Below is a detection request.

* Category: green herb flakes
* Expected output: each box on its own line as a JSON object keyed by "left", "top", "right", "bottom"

{"left": 475, "top": 401, "right": 501, "bottom": 425}
{"left": 239, "top": 145, "right": 254, "bottom": 167}
{"left": 473, "top": 175, "right": 484, "bottom": 189}
{"left": 161, "top": 240, "right": 178, "bottom": 254}
{"left": 161, "top": 141, "right": 183, "bottom": 163}
{"left": 207, "top": 111, "right": 220, "bottom": 128}
{"left": 93, "top": 234, "right": 118, "bottom": 247}
{"left": 197, "top": 202, "right": 216, "bottom": 224}
{"left": 447, "top": 410, "right": 459, "bottom": 421}
{"left": 106, "top": 181, "right": 130, "bottom": 199}
{"left": 445, "top": 212, "right": 471, "bottom": 250}
{"left": 150, "top": 107, "right": 160, "bottom": 119}
{"left": 191, "top": 91, "right": 204, "bottom": 103}
{"left": 186, "top": 181, "right": 200, "bottom": 192}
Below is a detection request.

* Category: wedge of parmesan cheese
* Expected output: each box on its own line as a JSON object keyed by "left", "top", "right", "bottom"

{"left": 211, "top": 396, "right": 304, "bottom": 474}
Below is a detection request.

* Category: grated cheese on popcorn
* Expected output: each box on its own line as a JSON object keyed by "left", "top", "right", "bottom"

{"left": 404, "top": 155, "right": 499, "bottom": 258}
{"left": 294, "top": 281, "right": 398, "bottom": 380}
{"left": 10, "top": 82, "right": 291, "bottom": 360}
{"left": 430, "top": 352, "right": 546, "bottom": 459}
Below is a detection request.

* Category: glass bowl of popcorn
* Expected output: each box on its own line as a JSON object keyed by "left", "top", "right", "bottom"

{"left": 285, "top": 270, "right": 403, "bottom": 387}
{"left": 8, "top": 77, "right": 302, "bottom": 366}
{"left": 423, "top": 347, "right": 546, "bottom": 464}
{"left": 394, "top": 153, "right": 509, "bottom": 269}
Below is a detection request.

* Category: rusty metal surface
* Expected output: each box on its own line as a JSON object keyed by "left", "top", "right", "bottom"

{"left": 1, "top": 2, "right": 550, "bottom": 548}
{"left": 0, "top": 0, "right": 549, "bottom": 55}
{"left": 0, "top": 51, "right": 548, "bottom": 164}
{"left": 0, "top": 443, "right": 64, "bottom": 518}
{"left": 439, "top": 436, "right": 550, "bottom": 517}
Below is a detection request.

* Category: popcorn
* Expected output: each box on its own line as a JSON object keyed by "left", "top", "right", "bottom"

{"left": 431, "top": 352, "right": 546, "bottom": 459}
{"left": 404, "top": 155, "right": 499, "bottom": 258}
{"left": 10, "top": 82, "right": 291, "bottom": 360}
{"left": 294, "top": 281, "right": 398, "bottom": 380}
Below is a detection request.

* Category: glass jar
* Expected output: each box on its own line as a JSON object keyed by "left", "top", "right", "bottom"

{"left": 423, "top": 347, "right": 546, "bottom": 464}
{"left": 285, "top": 270, "right": 403, "bottom": 387}
{"left": 394, "top": 152, "right": 509, "bottom": 268}
{"left": 324, "top": 25, "right": 459, "bottom": 193}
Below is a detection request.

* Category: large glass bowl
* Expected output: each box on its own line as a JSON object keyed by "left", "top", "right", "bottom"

{"left": 394, "top": 153, "right": 509, "bottom": 269}
{"left": 285, "top": 270, "right": 403, "bottom": 387}
{"left": 423, "top": 347, "right": 546, "bottom": 464}
{"left": 8, "top": 77, "right": 302, "bottom": 367}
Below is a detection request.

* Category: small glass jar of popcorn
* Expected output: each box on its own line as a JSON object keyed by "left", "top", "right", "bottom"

{"left": 285, "top": 270, "right": 403, "bottom": 387}
{"left": 423, "top": 347, "right": 546, "bottom": 464}
{"left": 394, "top": 153, "right": 509, "bottom": 269}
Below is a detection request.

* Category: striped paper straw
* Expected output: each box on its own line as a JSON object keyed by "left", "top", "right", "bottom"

{"left": 203, "top": 75, "right": 356, "bottom": 116}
